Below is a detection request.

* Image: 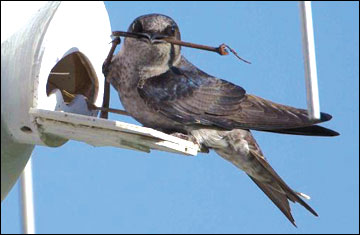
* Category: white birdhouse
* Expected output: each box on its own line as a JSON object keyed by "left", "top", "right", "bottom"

{"left": 1, "top": 2, "right": 199, "bottom": 201}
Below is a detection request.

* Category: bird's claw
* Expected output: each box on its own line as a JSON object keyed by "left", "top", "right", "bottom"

{"left": 170, "top": 132, "right": 209, "bottom": 153}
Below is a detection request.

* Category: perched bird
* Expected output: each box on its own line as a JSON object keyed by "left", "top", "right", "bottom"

{"left": 105, "top": 14, "right": 339, "bottom": 226}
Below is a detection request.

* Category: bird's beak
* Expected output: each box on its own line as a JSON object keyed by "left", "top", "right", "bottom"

{"left": 136, "top": 32, "right": 152, "bottom": 42}
{"left": 131, "top": 32, "right": 166, "bottom": 44}
{"left": 149, "top": 34, "right": 167, "bottom": 44}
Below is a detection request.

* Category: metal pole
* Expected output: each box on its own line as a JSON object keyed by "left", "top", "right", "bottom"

{"left": 20, "top": 157, "right": 35, "bottom": 234}
{"left": 299, "top": 1, "right": 321, "bottom": 120}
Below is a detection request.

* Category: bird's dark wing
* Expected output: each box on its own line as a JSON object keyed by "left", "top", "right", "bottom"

{"left": 138, "top": 58, "right": 246, "bottom": 129}
{"left": 138, "top": 57, "right": 337, "bottom": 135}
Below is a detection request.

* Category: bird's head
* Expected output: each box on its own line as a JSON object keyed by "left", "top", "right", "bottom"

{"left": 122, "top": 14, "right": 181, "bottom": 67}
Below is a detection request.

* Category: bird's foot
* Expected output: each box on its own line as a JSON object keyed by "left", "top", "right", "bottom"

{"left": 170, "top": 132, "right": 209, "bottom": 153}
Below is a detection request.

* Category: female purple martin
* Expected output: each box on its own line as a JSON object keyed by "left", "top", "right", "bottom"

{"left": 105, "top": 14, "right": 339, "bottom": 226}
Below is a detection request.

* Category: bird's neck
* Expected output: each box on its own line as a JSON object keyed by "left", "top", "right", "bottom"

{"left": 120, "top": 50, "right": 181, "bottom": 79}
{"left": 138, "top": 64, "right": 169, "bottom": 79}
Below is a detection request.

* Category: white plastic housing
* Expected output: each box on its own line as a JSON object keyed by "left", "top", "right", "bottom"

{"left": 1, "top": 1, "right": 111, "bottom": 201}
{"left": 1, "top": 2, "right": 111, "bottom": 147}
{"left": 1, "top": 2, "right": 200, "bottom": 201}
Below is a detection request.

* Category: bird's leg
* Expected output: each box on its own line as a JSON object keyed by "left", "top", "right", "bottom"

{"left": 170, "top": 132, "right": 209, "bottom": 153}
{"left": 100, "top": 37, "right": 121, "bottom": 119}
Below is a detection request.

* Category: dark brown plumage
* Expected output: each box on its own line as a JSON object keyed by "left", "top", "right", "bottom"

{"left": 106, "top": 13, "right": 339, "bottom": 226}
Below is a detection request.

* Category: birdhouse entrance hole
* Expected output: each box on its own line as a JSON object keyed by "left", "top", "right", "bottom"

{"left": 46, "top": 51, "right": 99, "bottom": 106}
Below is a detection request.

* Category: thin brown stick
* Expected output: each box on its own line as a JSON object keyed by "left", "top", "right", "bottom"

{"left": 100, "top": 37, "right": 121, "bottom": 119}
{"left": 223, "top": 44, "right": 252, "bottom": 64}
{"left": 100, "top": 81, "right": 110, "bottom": 119}
{"left": 102, "top": 37, "right": 121, "bottom": 76}
{"left": 161, "top": 37, "right": 228, "bottom": 55}
{"left": 112, "top": 31, "right": 148, "bottom": 40}
{"left": 92, "top": 106, "right": 130, "bottom": 116}
{"left": 111, "top": 31, "right": 251, "bottom": 64}
{"left": 162, "top": 39, "right": 251, "bottom": 64}
{"left": 48, "top": 80, "right": 130, "bottom": 116}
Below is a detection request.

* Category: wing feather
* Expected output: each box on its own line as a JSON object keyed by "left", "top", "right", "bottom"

{"left": 138, "top": 57, "right": 334, "bottom": 134}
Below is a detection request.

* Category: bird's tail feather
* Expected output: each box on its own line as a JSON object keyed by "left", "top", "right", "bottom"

{"left": 250, "top": 151, "right": 318, "bottom": 216}
{"left": 211, "top": 129, "right": 318, "bottom": 226}
{"left": 249, "top": 175, "right": 297, "bottom": 227}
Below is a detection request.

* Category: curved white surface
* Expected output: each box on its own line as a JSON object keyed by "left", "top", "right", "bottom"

{"left": 2, "top": 1, "right": 111, "bottom": 146}
{"left": 1, "top": 1, "right": 49, "bottom": 43}
{"left": 1, "top": 2, "right": 199, "bottom": 203}
{"left": 1, "top": 1, "right": 112, "bottom": 200}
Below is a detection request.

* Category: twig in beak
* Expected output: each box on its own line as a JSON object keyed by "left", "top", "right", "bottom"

{"left": 161, "top": 37, "right": 227, "bottom": 55}
{"left": 223, "top": 44, "right": 252, "bottom": 64}
{"left": 111, "top": 31, "right": 251, "bottom": 64}
{"left": 112, "top": 31, "right": 150, "bottom": 41}
{"left": 101, "top": 37, "right": 121, "bottom": 119}
{"left": 162, "top": 38, "right": 251, "bottom": 64}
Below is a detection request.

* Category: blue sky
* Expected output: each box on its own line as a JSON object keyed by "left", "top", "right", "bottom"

{"left": 1, "top": 1, "right": 359, "bottom": 234}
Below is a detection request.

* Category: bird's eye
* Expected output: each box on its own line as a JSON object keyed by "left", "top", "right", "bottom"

{"left": 132, "top": 21, "right": 143, "bottom": 33}
{"left": 165, "top": 25, "right": 176, "bottom": 36}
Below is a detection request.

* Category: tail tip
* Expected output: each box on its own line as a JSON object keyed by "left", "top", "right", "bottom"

{"left": 320, "top": 112, "right": 332, "bottom": 122}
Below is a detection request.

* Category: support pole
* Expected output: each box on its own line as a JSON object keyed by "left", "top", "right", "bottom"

{"left": 20, "top": 157, "right": 35, "bottom": 234}
{"left": 299, "top": 1, "right": 321, "bottom": 120}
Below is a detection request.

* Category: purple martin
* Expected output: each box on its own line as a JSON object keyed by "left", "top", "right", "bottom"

{"left": 105, "top": 14, "right": 339, "bottom": 226}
